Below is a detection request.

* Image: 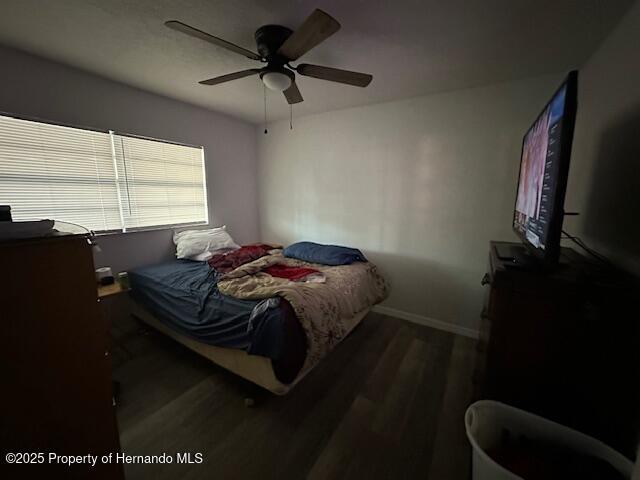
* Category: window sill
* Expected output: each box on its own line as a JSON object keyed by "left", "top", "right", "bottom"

{"left": 94, "top": 221, "right": 209, "bottom": 237}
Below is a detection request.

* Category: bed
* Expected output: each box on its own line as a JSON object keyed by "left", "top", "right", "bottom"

{"left": 129, "top": 249, "right": 388, "bottom": 395}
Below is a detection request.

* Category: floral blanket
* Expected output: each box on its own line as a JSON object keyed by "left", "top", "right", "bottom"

{"left": 218, "top": 251, "right": 389, "bottom": 373}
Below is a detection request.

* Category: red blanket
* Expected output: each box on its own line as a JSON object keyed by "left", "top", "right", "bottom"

{"left": 208, "top": 244, "right": 274, "bottom": 274}
{"left": 263, "top": 264, "right": 320, "bottom": 282}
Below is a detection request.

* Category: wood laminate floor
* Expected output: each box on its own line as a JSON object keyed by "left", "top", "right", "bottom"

{"left": 113, "top": 311, "right": 480, "bottom": 479}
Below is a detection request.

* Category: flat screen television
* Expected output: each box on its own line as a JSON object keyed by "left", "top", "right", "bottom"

{"left": 511, "top": 70, "right": 578, "bottom": 267}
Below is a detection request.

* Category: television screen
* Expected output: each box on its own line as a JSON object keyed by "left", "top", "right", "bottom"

{"left": 513, "top": 71, "right": 577, "bottom": 262}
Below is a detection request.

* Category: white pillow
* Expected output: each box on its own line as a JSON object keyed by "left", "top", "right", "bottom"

{"left": 173, "top": 226, "right": 240, "bottom": 260}
{"left": 190, "top": 251, "right": 213, "bottom": 262}
{"left": 173, "top": 225, "right": 224, "bottom": 243}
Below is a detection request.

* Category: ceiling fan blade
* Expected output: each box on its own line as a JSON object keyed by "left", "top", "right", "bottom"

{"left": 276, "top": 9, "right": 340, "bottom": 60}
{"left": 199, "top": 69, "right": 262, "bottom": 86}
{"left": 297, "top": 64, "right": 372, "bottom": 87}
{"left": 283, "top": 81, "right": 304, "bottom": 104}
{"left": 165, "top": 20, "right": 261, "bottom": 61}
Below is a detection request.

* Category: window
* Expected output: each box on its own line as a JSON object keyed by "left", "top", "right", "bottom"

{"left": 113, "top": 134, "right": 208, "bottom": 230}
{"left": 0, "top": 114, "right": 208, "bottom": 232}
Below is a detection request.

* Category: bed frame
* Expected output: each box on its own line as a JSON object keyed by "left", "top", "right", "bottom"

{"left": 131, "top": 302, "right": 370, "bottom": 395}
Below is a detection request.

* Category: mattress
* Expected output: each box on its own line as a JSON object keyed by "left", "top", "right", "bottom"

{"left": 129, "top": 260, "right": 290, "bottom": 359}
{"left": 129, "top": 254, "right": 388, "bottom": 390}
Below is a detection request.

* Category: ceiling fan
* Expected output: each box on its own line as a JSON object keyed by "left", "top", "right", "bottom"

{"left": 165, "top": 9, "right": 373, "bottom": 105}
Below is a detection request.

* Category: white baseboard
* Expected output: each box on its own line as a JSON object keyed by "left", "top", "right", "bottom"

{"left": 372, "top": 305, "right": 480, "bottom": 339}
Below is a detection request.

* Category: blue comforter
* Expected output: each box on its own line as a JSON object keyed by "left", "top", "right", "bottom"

{"left": 129, "top": 260, "right": 285, "bottom": 358}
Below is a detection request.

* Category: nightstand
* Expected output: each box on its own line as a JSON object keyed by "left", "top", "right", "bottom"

{"left": 97, "top": 281, "right": 131, "bottom": 405}
{"left": 97, "top": 282, "right": 131, "bottom": 356}
{"left": 98, "top": 281, "right": 130, "bottom": 299}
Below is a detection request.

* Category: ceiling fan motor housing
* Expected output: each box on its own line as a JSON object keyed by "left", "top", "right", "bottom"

{"left": 254, "top": 25, "right": 293, "bottom": 62}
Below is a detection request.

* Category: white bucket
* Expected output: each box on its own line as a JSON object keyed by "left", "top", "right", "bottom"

{"left": 465, "top": 400, "right": 633, "bottom": 480}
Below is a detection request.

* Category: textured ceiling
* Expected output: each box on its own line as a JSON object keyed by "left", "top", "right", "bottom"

{"left": 0, "top": 0, "right": 633, "bottom": 124}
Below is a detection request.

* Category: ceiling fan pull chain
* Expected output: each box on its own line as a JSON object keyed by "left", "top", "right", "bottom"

{"left": 263, "top": 83, "right": 268, "bottom": 134}
{"left": 290, "top": 104, "right": 293, "bottom": 130}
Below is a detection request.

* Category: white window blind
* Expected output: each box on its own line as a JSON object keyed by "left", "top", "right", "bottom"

{"left": 0, "top": 113, "right": 208, "bottom": 232}
{"left": 113, "top": 134, "right": 208, "bottom": 230}
{"left": 0, "top": 115, "right": 121, "bottom": 231}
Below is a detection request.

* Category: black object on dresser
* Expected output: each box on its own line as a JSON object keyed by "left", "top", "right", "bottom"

{"left": 480, "top": 241, "right": 639, "bottom": 458}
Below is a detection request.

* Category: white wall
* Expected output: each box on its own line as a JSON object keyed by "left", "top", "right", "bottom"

{"left": 564, "top": 0, "right": 640, "bottom": 275}
{"left": 258, "top": 74, "right": 564, "bottom": 334}
{"left": 0, "top": 44, "right": 259, "bottom": 273}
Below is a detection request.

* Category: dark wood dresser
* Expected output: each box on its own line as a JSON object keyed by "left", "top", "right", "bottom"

{"left": 0, "top": 234, "right": 123, "bottom": 479}
{"left": 480, "top": 241, "right": 639, "bottom": 458}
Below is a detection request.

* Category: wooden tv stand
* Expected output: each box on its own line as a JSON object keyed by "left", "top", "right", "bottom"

{"left": 480, "top": 241, "right": 638, "bottom": 457}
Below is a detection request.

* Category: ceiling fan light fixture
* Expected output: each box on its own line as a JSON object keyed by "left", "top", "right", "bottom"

{"left": 262, "top": 71, "right": 292, "bottom": 92}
